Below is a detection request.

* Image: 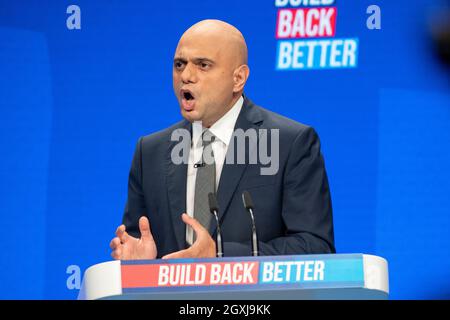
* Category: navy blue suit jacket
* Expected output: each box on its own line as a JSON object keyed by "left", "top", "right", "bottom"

{"left": 122, "top": 97, "right": 335, "bottom": 258}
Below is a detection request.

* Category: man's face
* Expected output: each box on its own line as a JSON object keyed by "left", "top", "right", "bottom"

{"left": 172, "top": 32, "right": 237, "bottom": 127}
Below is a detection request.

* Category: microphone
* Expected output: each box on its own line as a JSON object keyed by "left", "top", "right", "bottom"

{"left": 208, "top": 192, "right": 223, "bottom": 258}
{"left": 242, "top": 191, "right": 259, "bottom": 256}
{"left": 193, "top": 162, "right": 205, "bottom": 168}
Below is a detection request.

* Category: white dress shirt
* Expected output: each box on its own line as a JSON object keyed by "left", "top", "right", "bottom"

{"left": 185, "top": 96, "right": 244, "bottom": 245}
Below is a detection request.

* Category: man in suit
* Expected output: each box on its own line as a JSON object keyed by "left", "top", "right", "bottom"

{"left": 110, "top": 19, "right": 335, "bottom": 260}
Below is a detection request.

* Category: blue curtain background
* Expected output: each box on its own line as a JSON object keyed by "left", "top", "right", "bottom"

{"left": 0, "top": 0, "right": 449, "bottom": 299}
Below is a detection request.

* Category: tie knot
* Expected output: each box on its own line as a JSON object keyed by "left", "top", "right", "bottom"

{"left": 202, "top": 129, "right": 215, "bottom": 146}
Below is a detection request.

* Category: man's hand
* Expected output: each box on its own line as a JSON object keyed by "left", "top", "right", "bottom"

{"left": 162, "top": 213, "right": 216, "bottom": 259}
{"left": 110, "top": 216, "right": 157, "bottom": 260}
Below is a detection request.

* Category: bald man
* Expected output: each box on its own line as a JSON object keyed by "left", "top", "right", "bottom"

{"left": 110, "top": 20, "right": 335, "bottom": 260}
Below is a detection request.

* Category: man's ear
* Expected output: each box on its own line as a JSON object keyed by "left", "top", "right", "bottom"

{"left": 233, "top": 65, "right": 250, "bottom": 93}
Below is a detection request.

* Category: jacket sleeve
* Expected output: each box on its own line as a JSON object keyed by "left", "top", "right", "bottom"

{"left": 122, "top": 137, "right": 147, "bottom": 239}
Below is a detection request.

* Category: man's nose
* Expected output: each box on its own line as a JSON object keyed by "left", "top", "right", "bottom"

{"left": 181, "top": 63, "right": 196, "bottom": 83}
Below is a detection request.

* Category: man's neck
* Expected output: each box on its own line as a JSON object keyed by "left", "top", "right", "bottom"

{"left": 205, "top": 93, "right": 243, "bottom": 128}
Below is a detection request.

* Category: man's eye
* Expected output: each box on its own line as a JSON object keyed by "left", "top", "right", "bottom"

{"left": 200, "top": 63, "right": 210, "bottom": 69}
{"left": 175, "top": 62, "right": 184, "bottom": 69}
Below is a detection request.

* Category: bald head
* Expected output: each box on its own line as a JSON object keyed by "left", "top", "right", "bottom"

{"left": 172, "top": 19, "right": 250, "bottom": 127}
{"left": 179, "top": 19, "right": 248, "bottom": 66}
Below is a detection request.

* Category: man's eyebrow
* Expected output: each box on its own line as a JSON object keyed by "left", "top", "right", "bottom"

{"left": 173, "top": 57, "right": 187, "bottom": 63}
{"left": 173, "top": 57, "right": 215, "bottom": 64}
{"left": 192, "top": 57, "right": 215, "bottom": 64}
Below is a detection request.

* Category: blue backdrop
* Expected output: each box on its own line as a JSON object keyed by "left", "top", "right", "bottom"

{"left": 0, "top": 0, "right": 449, "bottom": 299}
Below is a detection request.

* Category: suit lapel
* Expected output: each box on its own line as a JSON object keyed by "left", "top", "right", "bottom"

{"left": 211, "top": 97, "right": 263, "bottom": 235}
{"left": 166, "top": 120, "right": 191, "bottom": 250}
{"left": 166, "top": 98, "right": 264, "bottom": 243}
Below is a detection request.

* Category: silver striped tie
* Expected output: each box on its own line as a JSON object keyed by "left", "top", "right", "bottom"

{"left": 193, "top": 129, "right": 216, "bottom": 240}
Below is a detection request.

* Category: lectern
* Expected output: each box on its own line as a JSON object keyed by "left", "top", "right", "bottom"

{"left": 78, "top": 254, "right": 388, "bottom": 300}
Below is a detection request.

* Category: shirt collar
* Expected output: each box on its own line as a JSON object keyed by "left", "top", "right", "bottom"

{"left": 192, "top": 96, "right": 244, "bottom": 147}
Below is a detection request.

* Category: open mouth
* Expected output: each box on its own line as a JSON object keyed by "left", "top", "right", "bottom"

{"left": 183, "top": 91, "right": 194, "bottom": 101}
{"left": 181, "top": 89, "right": 196, "bottom": 111}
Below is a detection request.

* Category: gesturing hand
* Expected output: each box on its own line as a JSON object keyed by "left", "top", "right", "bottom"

{"left": 110, "top": 216, "right": 157, "bottom": 260}
{"left": 162, "top": 213, "right": 216, "bottom": 259}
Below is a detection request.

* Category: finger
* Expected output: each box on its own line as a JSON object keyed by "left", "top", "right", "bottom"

{"left": 181, "top": 213, "right": 206, "bottom": 237}
{"left": 139, "top": 216, "right": 154, "bottom": 242}
{"left": 115, "top": 225, "right": 129, "bottom": 243}
{"left": 111, "top": 247, "right": 122, "bottom": 260}
{"left": 109, "top": 237, "right": 121, "bottom": 250}
{"left": 111, "top": 251, "right": 119, "bottom": 260}
{"left": 162, "top": 249, "right": 188, "bottom": 260}
{"left": 115, "top": 224, "right": 125, "bottom": 237}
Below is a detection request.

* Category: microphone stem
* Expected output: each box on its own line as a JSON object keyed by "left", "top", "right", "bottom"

{"left": 249, "top": 208, "right": 259, "bottom": 256}
{"left": 213, "top": 210, "right": 223, "bottom": 258}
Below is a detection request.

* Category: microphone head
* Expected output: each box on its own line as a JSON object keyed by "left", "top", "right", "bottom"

{"left": 208, "top": 192, "right": 219, "bottom": 213}
{"left": 242, "top": 191, "right": 254, "bottom": 210}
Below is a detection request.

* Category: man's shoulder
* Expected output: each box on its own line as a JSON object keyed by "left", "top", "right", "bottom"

{"left": 250, "top": 100, "right": 315, "bottom": 139}
{"left": 145, "top": 119, "right": 189, "bottom": 139}
{"left": 139, "top": 119, "right": 189, "bottom": 147}
{"left": 137, "top": 98, "right": 317, "bottom": 148}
